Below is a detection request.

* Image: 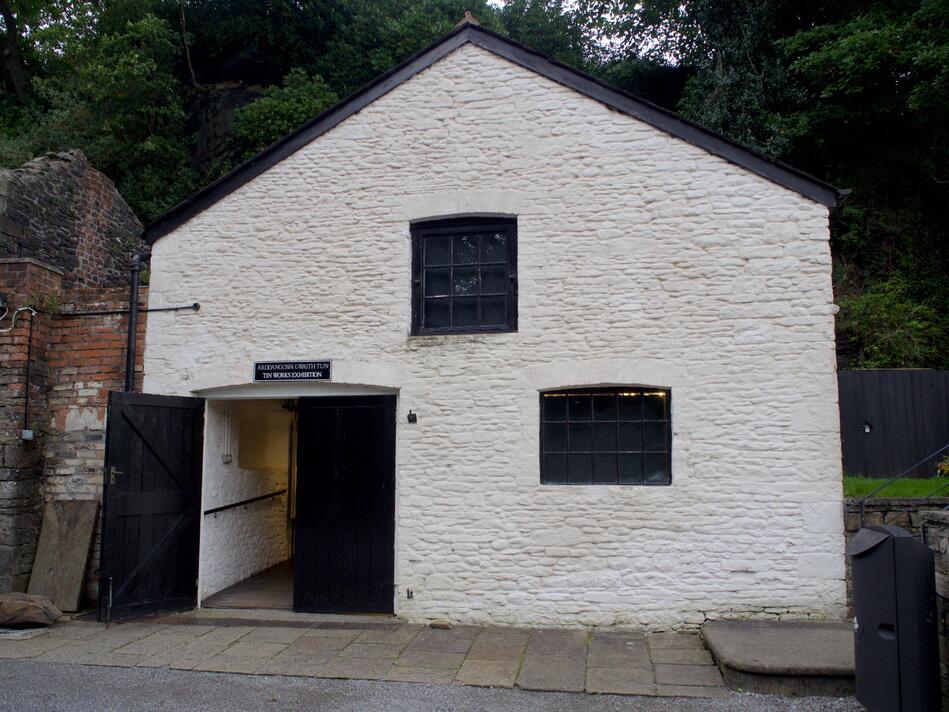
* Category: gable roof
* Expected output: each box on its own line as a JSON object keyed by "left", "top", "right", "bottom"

{"left": 144, "top": 22, "right": 839, "bottom": 244}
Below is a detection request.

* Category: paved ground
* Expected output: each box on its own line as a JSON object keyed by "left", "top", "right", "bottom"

{"left": 0, "top": 619, "right": 731, "bottom": 697}
{"left": 0, "top": 659, "right": 865, "bottom": 712}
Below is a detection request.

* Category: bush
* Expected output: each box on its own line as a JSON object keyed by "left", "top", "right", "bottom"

{"left": 232, "top": 69, "right": 338, "bottom": 158}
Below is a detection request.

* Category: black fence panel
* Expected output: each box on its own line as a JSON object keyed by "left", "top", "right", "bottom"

{"left": 838, "top": 370, "right": 949, "bottom": 479}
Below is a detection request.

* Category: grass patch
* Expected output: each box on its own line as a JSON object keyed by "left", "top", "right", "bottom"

{"left": 844, "top": 476, "right": 949, "bottom": 498}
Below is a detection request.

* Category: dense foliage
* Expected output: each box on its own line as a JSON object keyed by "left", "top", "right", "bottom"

{"left": 1, "top": 0, "right": 945, "bottom": 367}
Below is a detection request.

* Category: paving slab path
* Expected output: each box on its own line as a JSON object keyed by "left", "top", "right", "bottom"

{"left": 0, "top": 616, "right": 732, "bottom": 698}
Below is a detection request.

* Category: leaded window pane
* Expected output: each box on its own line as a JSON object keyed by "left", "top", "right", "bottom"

{"left": 593, "top": 454, "right": 618, "bottom": 484}
{"left": 618, "top": 453, "right": 644, "bottom": 484}
{"left": 544, "top": 423, "right": 567, "bottom": 452}
{"left": 617, "top": 422, "right": 642, "bottom": 451}
{"left": 544, "top": 454, "right": 567, "bottom": 483}
{"left": 452, "top": 235, "right": 478, "bottom": 264}
{"left": 593, "top": 423, "right": 617, "bottom": 451}
{"left": 480, "top": 296, "right": 506, "bottom": 326}
{"left": 568, "top": 395, "right": 591, "bottom": 421}
{"left": 424, "top": 268, "right": 450, "bottom": 296}
{"left": 425, "top": 236, "right": 450, "bottom": 266}
{"left": 480, "top": 233, "right": 507, "bottom": 262}
{"left": 423, "top": 298, "right": 449, "bottom": 329}
{"left": 544, "top": 395, "right": 566, "bottom": 422}
{"left": 593, "top": 395, "right": 617, "bottom": 421}
{"left": 568, "top": 422, "right": 592, "bottom": 452}
{"left": 453, "top": 297, "right": 478, "bottom": 327}
{"left": 480, "top": 265, "right": 507, "bottom": 294}
{"left": 568, "top": 453, "right": 592, "bottom": 483}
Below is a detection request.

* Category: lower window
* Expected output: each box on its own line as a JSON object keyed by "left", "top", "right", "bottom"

{"left": 540, "top": 387, "right": 671, "bottom": 485}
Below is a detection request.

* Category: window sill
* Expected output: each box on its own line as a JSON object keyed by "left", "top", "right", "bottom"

{"left": 409, "top": 327, "right": 517, "bottom": 337}
{"left": 539, "top": 481, "right": 672, "bottom": 487}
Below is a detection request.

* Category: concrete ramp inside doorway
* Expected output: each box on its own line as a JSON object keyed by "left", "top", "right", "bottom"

{"left": 202, "top": 561, "right": 292, "bottom": 610}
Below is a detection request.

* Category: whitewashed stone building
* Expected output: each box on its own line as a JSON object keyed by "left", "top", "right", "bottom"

{"left": 101, "top": 21, "right": 845, "bottom": 629}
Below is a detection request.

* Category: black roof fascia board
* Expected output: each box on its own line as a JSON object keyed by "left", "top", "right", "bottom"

{"left": 144, "top": 23, "right": 837, "bottom": 244}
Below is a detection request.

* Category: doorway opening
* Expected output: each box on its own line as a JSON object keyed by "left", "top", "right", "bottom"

{"left": 199, "top": 399, "right": 296, "bottom": 610}
{"left": 196, "top": 395, "right": 396, "bottom": 614}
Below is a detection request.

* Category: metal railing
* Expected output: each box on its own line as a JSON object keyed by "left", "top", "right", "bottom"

{"left": 849, "top": 442, "right": 949, "bottom": 528}
{"left": 203, "top": 488, "right": 288, "bottom": 516}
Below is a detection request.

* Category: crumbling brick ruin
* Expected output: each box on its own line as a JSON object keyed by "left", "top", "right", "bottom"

{"left": 0, "top": 150, "right": 144, "bottom": 597}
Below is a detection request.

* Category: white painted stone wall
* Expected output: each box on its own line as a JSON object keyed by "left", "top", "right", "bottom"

{"left": 199, "top": 400, "right": 290, "bottom": 599}
{"left": 145, "top": 43, "right": 844, "bottom": 628}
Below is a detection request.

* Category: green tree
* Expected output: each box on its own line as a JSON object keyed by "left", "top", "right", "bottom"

{"left": 780, "top": 1, "right": 948, "bottom": 368}
{"left": 499, "top": 0, "right": 598, "bottom": 70}
{"left": 579, "top": 1, "right": 855, "bottom": 152}
{"left": 314, "top": 0, "right": 503, "bottom": 95}
{"left": 836, "top": 273, "right": 945, "bottom": 368}
{"left": 1, "top": 12, "right": 195, "bottom": 222}
{"left": 232, "top": 68, "right": 338, "bottom": 157}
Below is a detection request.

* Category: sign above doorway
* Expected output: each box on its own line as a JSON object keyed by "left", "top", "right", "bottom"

{"left": 253, "top": 361, "right": 331, "bottom": 382}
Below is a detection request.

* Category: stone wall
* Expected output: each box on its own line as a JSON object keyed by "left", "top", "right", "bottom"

{"left": 843, "top": 497, "right": 949, "bottom": 539}
{"left": 0, "top": 151, "right": 143, "bottom": 601}
{"left": 843, "top": 497, "right": 949, "bottom": 610}
{"left": 920, "top": 511, "right": 949, "bottom": 709}
{"left": 0, "top": 150, "right": 141, "bottom": 287}
{"left": 145, "top": 43, "right": 844, "bottom": 628}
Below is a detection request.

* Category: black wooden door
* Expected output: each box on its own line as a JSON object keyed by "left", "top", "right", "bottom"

{"left": 294, "top": 396, "right": 396, "bottom": 613}
{"left": 99, "top": 392, "right": 204, "bottom": 621}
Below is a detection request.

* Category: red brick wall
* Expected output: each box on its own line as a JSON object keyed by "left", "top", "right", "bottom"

{"left": 45, "top": 286, "right": 148, "bottom": 601}
{"left": 0, "top": 260, "right": 62, "bottom": 591}
{"left": 46, "top": 287, "right": 148, "bottom": 498}
{"left": 0, "top": 257, "right": 147, "bottom": 600}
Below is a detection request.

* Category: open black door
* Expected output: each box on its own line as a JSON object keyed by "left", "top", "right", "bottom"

{"left": 295, "top": 396, "right": 396, "bottom": 613}
{"left": 99, "top": 392, "right": 204, "bottom": 621}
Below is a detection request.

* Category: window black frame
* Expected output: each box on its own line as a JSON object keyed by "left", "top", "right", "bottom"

{"left": 410, "top": 217, "right": 518, "bottom": 335}
{"left": 539, "top": 386, "right": 672, "bottom": 486}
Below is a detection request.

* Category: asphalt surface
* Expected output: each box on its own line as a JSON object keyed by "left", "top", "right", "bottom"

{"left": 0, "top": 660, "right": 864, "bottom": 712}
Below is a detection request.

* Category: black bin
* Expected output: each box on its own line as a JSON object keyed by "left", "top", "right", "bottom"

{"left": 847, "top": 525, "right": 940, "bottom": 711}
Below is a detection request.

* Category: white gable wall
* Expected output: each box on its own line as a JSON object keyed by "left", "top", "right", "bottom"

{"left": 144, "top": 43, "right": 844, "bottom": 628}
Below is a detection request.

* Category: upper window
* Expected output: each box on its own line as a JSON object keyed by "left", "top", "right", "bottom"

{"left": 540, "top": 387, "right": 672, "bottom": 486}
{"left": 411, "top": 217, "right": 517, "bottom": 335}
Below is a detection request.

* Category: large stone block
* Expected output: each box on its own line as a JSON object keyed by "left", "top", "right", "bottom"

{"left": 0, "top": 592, "right": 62, "bottom": 626}
{"left": 27, "top": 500, "right": 98, "bottom": 612}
